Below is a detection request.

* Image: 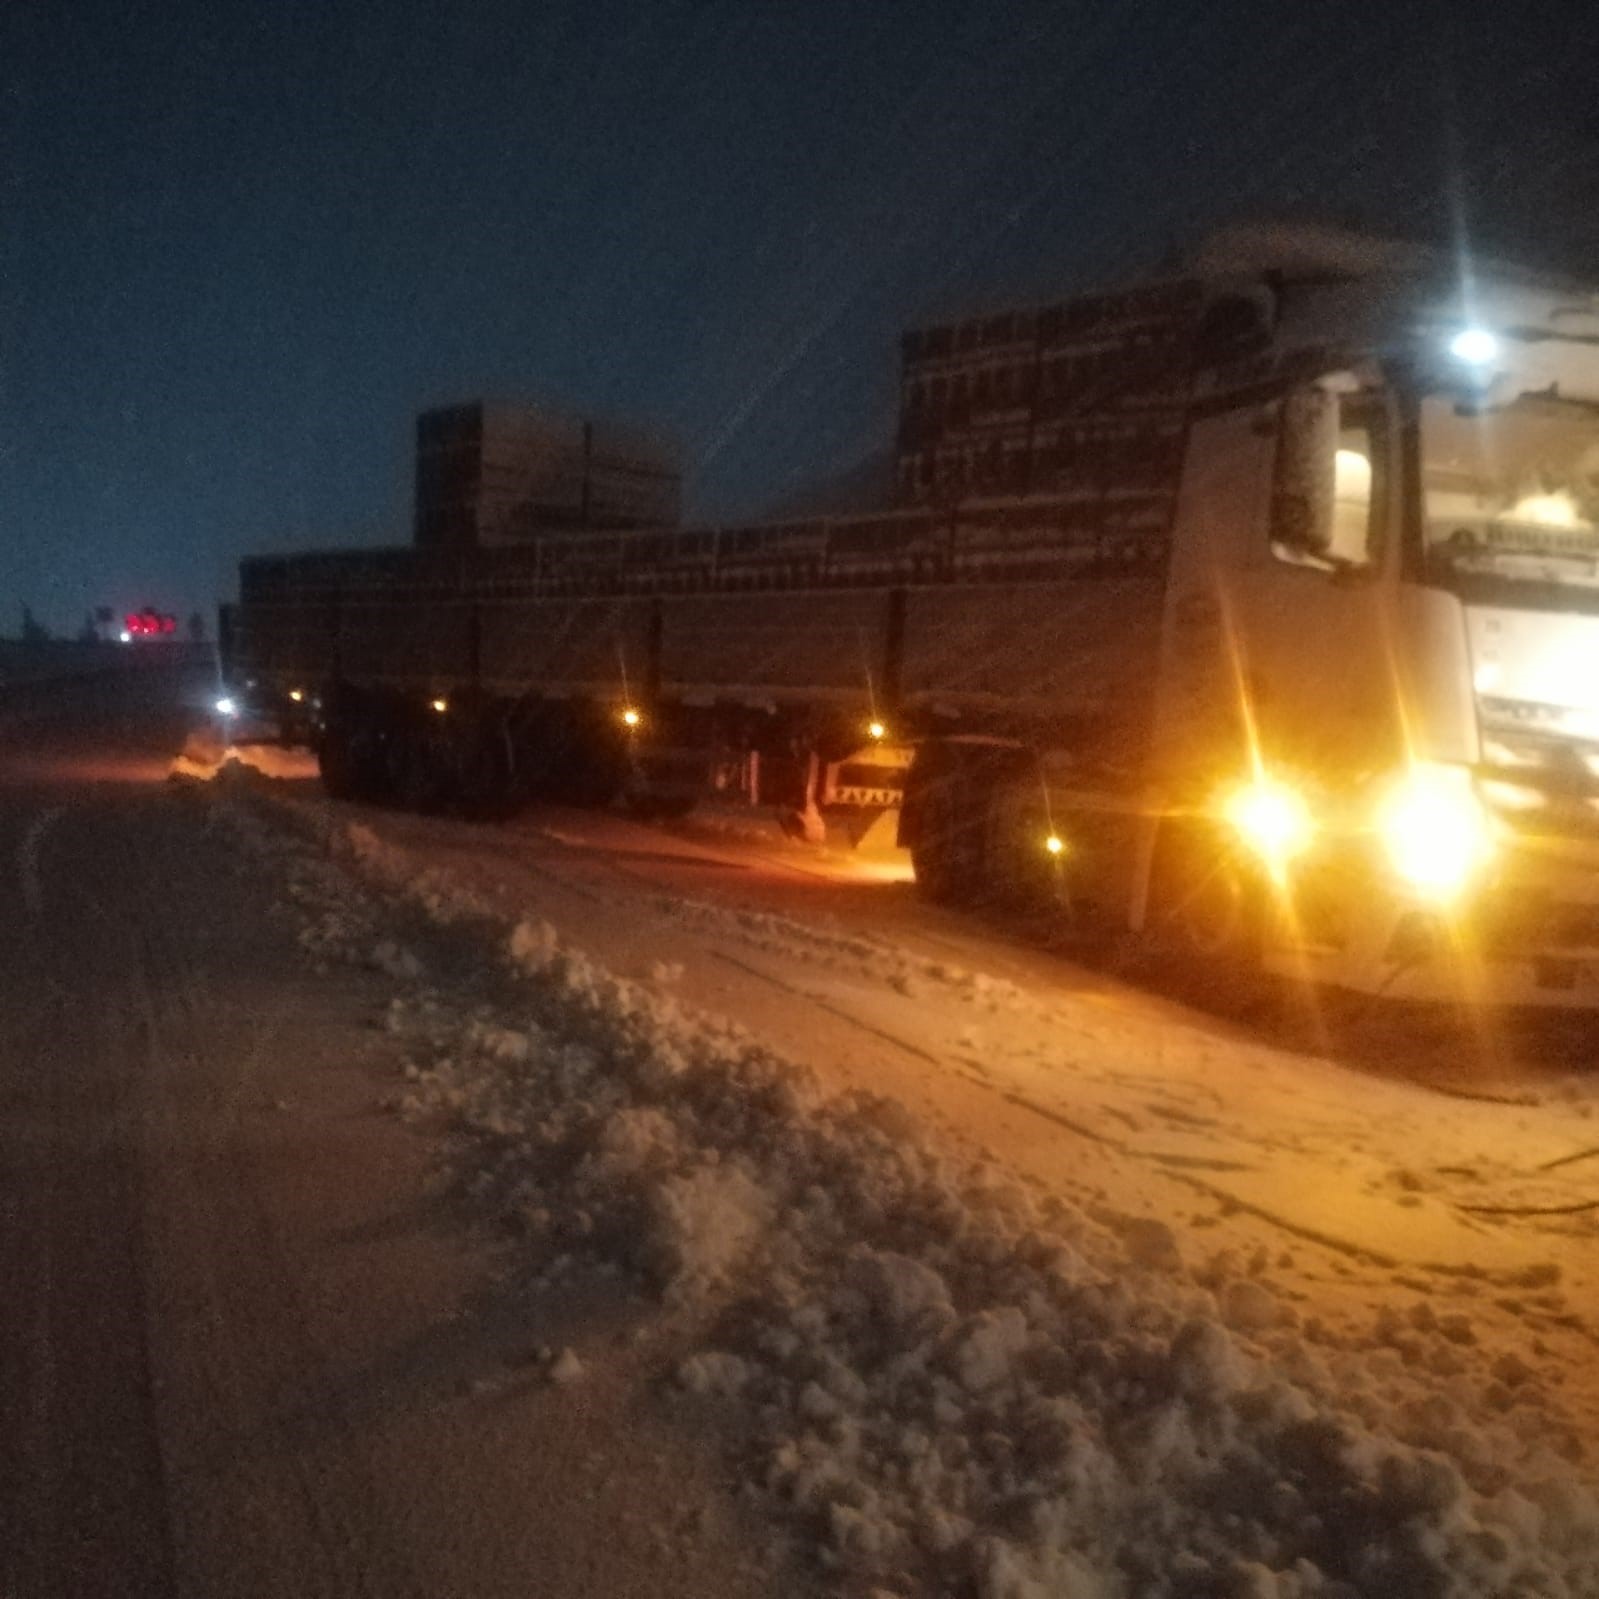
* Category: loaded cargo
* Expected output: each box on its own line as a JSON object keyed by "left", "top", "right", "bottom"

{"left": 223, "top": 225, "right": 1599, "bottom": 1006}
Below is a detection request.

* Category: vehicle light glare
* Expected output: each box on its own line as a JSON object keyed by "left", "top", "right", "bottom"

{"left": 1449, "top": 327, "right": 1499, "bottom": 366}
{"left": 621, "top": 707, "right": 641, "bottom": 728}
{"left": 867, "top": 719, "right": 886, "bottom": 741}
{"left": 118, "top": 629, "right": 132, "bottom": 644}
{"left": 1223, "top": 777, "right": 1312, "bottom": 879}
{"left": 430, "top": 697, "right": 449, "bottom": 714}
{"left": 1379, "top": 763, "right": 1493, "bottom": 901}
{"left": 288, "top": 688, "right": 305, "bottom": 703}
{"left": 1044, "top": 834, "right": 1065, "bottom": 856}
{"left": 214, "top": 695, "right": 238, "bottom": 718}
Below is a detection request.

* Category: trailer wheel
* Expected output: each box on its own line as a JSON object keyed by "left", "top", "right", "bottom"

{"left": 388, "top": 721, "right": 455, "bottom": 813}
{"left": 455, "top": 717, "right": 521, "bottom": 819}
{"left": 318, "top": 706, "right": 387, "bottom": 803}
{"left": 557, "top": 745, "right": 627, "bottom": 809}
{"left": 517, "top": 705, "right": 627, "bottom": 809}
{"left": 317, "top": 725, "right": 360, "bottom": 800}
{"left": 910, "top": 779, "right": 977, "bottom": 905}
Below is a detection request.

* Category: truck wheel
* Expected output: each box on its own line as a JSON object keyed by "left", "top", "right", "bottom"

{"left": 387, "top": 722, "right": 452, "bottom": 813}
{"left": 319, "top": 709, "right": 389, "bottom": 803}
{"left": 529, "top": 707, "right": 626, "bottom": 808}
{"left": 982, "top": 774, "right": 1064, "bottom": 914}
{"left": 559, "top": 747, "right": 626, "bottom": 809}
{"left": 456, "top": 720, "right": 520, "bottom": 819}
{"left": 910, "top": 781, "right": 976, "bottom": 905}
{"left": 317, "top": 723, "right": 360, "bottom": 800}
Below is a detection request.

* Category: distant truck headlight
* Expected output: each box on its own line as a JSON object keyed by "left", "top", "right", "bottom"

{"left": 214, "top": 695, "right": 239, "bottom": 719}
{"left": 1378, "top": 762, "right": 1493, "bottom": 901}
{"left": 1448, "top": 327, "right": 1499, "bottom": 366}
{"left": 1223, "top": 776, "right": 1313, "bottom": 880}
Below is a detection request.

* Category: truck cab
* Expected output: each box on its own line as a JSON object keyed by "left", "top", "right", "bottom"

{"left": 1150, "top": 256, "right": 1599, "bottom": 1002}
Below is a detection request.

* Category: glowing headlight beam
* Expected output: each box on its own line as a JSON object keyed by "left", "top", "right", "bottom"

{"left": 214, "top": 695, "right": 239, "bottom": 718}
{"left": 1223, "top": 778, "right": 1313, "bottom": 881}
{"left": 1449, "top": 327, "right": 1499, "bottom": 366}
{"left": 1378, "top": 762, "right": 1493, "bottom": 902}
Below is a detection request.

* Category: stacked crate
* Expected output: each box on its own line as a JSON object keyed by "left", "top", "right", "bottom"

{"left": 894, "top": 281, "right": 1204, "bottom": 541}
{"left": 414, "top": 402, "right": 680, "bottom": 550}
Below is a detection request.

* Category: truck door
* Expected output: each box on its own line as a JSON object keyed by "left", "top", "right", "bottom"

{"left": 1141, "top": 370, "right": 1402, "bottom": 942}
{"left": 1230, "top": 371, "right": 1403, "bottom": 791}
{"left": 1153, "top": 372, "right": 1401, "bottom": 796}
{"left": 1149, "top": 395, "right": 1276, "bottom": 801}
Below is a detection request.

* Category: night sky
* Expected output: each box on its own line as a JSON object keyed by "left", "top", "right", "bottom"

{"left": 4, "top": 0, "right": 1595, "bottom": 632}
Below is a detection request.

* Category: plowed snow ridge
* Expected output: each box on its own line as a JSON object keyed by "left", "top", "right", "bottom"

{"left": 215, "top": 784, "right": 1598, "bottom": 1599}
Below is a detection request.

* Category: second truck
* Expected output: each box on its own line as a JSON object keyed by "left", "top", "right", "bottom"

{"left": 223, "top": 224, "right": 1599, "bottom": 1007}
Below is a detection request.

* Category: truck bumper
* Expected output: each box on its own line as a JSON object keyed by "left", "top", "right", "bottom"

{"left": 1265, "top": 834, "right": 1599, "bottom": 1008}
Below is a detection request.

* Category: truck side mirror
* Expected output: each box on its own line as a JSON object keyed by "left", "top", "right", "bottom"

{"left": 1271, "top": 386, "right": 1339, "bottom": 559}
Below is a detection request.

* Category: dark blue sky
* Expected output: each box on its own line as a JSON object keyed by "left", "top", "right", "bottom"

{"left": 3, "top": 0, "right": 1594, "bottom": 631}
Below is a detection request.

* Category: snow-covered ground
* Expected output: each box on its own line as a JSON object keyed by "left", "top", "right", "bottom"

{"left": 191, "top": 749, "right": 1599, "bottom": 1597}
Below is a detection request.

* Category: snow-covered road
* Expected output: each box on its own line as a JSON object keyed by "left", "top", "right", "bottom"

{"left": 195, "top": 739, "right": 1599, "bottom": 1597}
{"left": 264, "top": 763, "right": 1599, "bottom": 1287}
{"left": 0, "top": 693, "right": 798, "bottom": 1599}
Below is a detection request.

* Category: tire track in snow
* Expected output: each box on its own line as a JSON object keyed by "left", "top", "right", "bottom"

{"left": 299, "top": 794, "right": 1594, "bottom": 1286}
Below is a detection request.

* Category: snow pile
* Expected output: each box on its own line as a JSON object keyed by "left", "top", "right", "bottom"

{"left": 219, "top": 791, "right": 1599, "bottom": 1599}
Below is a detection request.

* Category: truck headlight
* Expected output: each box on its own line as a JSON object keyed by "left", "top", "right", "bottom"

{"left": 1223, "top": 777, "right": 1313, "bottom": 880}
{"left": 1378, "top": 762, "right": 1493, "bottom": 901}
{"left": 1448, "top": 327, "right": 1499, "bottom": 366}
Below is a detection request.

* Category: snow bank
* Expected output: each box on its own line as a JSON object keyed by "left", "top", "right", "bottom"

{"left": 216, "top": 792, "right": 1599, "bottom": 1599}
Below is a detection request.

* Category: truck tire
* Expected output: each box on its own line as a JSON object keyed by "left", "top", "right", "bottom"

{"left": 317, "top": 724, "right": 360, "bottom": 800}
{"left": 982, "top": 772, "right": 1065, "bottom": 915}
{"left": 386, "top": 720, "right": 453, "bottom": 813}
{"left": 508, "top": 703, "right": 626, "bottom": 809}
{"left": 455, "top": 715, "right": 521, "bottom": 820}
{"left": 910, "top": 778, "right": 978, "bottom": 904}
{"left": 318, "top": 705, "right": 388, "bottom": 803}
{"left": 909, "top": 740, "right": 1052, "bottom": 911}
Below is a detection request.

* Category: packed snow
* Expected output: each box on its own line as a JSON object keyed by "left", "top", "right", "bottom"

{"left": 202, "top": 777, "right": 1599, "bottom": 1598}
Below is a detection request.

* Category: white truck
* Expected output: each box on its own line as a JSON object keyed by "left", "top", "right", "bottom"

{"left": 224, "top": 225, "right": 1599, "bottom": 1005}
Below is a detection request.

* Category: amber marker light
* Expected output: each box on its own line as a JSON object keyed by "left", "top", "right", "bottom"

{"left": 867, "top": 720, "right": 886, "bottom": 740}
{"left": 430, "top": 697, "right": 449, "bottom": 714}
{"left": 621, "top": 707, "right": 642, "bottom": 728}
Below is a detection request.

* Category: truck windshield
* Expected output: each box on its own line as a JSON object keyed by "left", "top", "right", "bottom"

{"left": 1420, "top": 393, "right": 1599, "bottom": 609}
